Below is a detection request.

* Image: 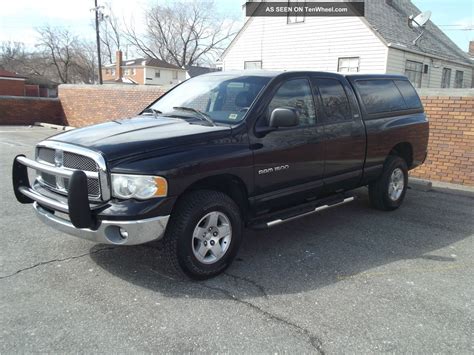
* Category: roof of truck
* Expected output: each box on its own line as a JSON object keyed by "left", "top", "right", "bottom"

{"left": 202, "top": 70, "right": 410, "bottom": 81}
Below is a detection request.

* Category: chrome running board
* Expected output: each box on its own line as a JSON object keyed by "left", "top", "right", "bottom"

{"left": 266, "top": 197, "right": 355, "bottom": 228}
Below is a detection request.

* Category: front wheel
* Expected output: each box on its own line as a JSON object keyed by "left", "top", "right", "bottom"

{"left": 160, "top": 190, "right": 242, "bottom": 280}
{"left": 369, "top": 156, "right": 408, "bottom": 211}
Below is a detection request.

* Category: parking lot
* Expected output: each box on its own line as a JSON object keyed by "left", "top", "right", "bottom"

{"left": 1, "top": 126, "right": 473, "bottom": 353}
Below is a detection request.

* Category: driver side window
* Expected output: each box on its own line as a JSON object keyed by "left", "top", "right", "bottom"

{"left": 268, "top": 79, "right": 316, "bottom": 126}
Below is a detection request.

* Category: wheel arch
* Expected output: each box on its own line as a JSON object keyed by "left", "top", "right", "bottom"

{"left": 177, "top": 174, "right": 250, "bottom": 221}
{"left": 388, "top": 142, "right": 413, "bottom": 168}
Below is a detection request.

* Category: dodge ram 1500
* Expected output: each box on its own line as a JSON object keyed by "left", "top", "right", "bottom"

{"left": 13, "top": 71, "right": 429, "bottom": 279}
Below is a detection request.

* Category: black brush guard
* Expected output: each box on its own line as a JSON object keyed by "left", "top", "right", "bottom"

{"left": 12, "top": 154, "right": 96, "bottom": 229}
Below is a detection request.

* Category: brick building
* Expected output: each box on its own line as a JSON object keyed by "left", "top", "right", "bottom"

{"left": 0, "top": 70, "right": 58, "bottom": 97}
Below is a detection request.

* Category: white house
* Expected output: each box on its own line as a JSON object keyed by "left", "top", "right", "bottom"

{"left": 219, "top": 0, "right": 473, "bottom": 88}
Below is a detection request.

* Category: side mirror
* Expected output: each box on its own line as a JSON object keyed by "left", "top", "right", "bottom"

{"left": 269, "top": 108, "right": 298, "bottom": 128}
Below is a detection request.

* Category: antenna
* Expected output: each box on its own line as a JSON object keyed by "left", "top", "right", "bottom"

{"left": 408, "top": 11, "right": 432, "bottom": 45}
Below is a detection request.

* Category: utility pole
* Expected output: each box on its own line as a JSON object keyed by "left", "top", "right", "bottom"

{"left": 94, "top": 0, "right": 103, "bottom": 84}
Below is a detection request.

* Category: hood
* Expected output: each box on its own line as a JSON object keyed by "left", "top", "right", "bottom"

{"left": 49, "top": 116, "right": 231, "bottom": 161}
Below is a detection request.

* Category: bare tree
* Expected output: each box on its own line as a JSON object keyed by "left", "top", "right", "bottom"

{"left": 0, "top": 41, "right": 25, "bottom": 70}
{"left": 99, "top": 3, "right": 123, "bottom": 64}
{"left": 75, "top": 41, "right": 98, "bottom": 84}
{"left": 0, "top": 41, "right": 50, "bottom": 76}
{"left": 36, "top": 25, "right": 79, "bottom": 83}
{"left": 124, "top": 0, "right": 238, "bottom": 67}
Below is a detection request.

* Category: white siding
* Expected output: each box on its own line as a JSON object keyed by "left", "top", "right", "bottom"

{"left": 144, "top": 67, "right": 187, "bottom": 86}
{"left": 387, "top": 48, "right": 473, "bottom": 88}
{"left": 222, "top": 16, "right": 388, "bottom": 73}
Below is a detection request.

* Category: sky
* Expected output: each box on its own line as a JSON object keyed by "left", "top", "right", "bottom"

{"left": 0, "top": 0, "right": 472, "bottom": 53}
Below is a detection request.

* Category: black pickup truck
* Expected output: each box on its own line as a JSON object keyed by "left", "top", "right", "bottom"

{"left": 13, "top": 71, "right": 429, "bottom": 279}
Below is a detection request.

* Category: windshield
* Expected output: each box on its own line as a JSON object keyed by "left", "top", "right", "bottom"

{"left": 149, "top": 74, "right": 270, "bottom": 124}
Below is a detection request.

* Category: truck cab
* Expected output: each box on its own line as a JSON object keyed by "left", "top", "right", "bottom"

{"left": 12, "top": 71, "right": 429, "bottom": 279}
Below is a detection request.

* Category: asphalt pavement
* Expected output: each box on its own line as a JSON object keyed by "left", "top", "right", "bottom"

{"left": 1, "top": 126, "right": 473, "bottom": 353}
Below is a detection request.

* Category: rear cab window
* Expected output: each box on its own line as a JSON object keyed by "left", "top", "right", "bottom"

{"left": 393, "top": 80, "right": 423, "bottom": 109}
{"left": 352, "top": 78, "right": 423, "bottom": 117}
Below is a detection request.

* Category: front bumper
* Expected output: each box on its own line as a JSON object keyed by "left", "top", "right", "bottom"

{"left": 34, "top": 203, "right": 169, "bottom": 245}
{"left": 13, "top": 154, "right": 170, "bottom": 245}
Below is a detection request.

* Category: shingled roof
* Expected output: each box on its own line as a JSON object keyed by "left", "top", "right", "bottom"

{"left": 121, "top": 58, "right": 183, "bottom": 70}
{"left": 0, "top": 69, "right": 26, "bottom": 79}
{"left": 365, "top": 0, "right": 472, "bottom": 65}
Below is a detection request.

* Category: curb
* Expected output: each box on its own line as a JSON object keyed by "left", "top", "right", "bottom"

{"left": 409, "top": 177, "right": 474, "bottom": 197}
{"left": 34, "top": 122, "right": 75, "bottom": 131}
{"left": 408, "top": 177, "right": 432, "bottom": 192}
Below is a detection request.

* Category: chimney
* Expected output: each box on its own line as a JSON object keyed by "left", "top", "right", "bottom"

{"left": 469, "top": 41, "right": 474, "bottom": 57}
{"left": 115, "top": 50, "right": 123, "bottom": 82}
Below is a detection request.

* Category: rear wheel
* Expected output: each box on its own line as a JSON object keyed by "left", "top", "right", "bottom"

{"left": 369, "top": 156, "right": 408, "bottom": 211}
{"left": 160, "top": 190, "right": 242, "bottom": 280}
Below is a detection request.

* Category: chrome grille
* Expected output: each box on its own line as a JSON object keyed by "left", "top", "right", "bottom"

{"left": 64, "top": 152, "right": 98, "bottom": 172}
{"left": 36, "top": 147, "right": 102, "bottom": 199}
{"left": 87, "top": 179, "right": 101, "bottom": 195}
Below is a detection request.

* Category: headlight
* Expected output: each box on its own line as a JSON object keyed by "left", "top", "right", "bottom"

{"left": 111, "top": 174, "right": 168, "bottom": 200}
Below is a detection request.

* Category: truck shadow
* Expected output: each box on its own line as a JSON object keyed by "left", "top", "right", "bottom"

{"left": 90, "top": 188, "right": 474, "bottom": 299}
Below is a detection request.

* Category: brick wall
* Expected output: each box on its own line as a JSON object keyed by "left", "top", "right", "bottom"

{"left": 0, "top": 96, "right": 64, "bottom": 125}
{"left": 59, "top": 84, "right": 164, "bottom": 127}
{"left": 411, "top": 92, "right": 474, "bottom": 186}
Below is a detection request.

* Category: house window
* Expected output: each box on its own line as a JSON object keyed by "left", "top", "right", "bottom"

{"left": 173, "top": 70, "right": 178, "bottom": 79}
{"left": 287, "top": 0, "right": 305, "bottom": 24}
{"left": 131, "top": 68, "right": 136, "bottom": 75}
{"left": 454, "top": 70, "right": 463, "bottom": 88}
{"left": 405, "top": 60, "right": 423, "bottom": 88}
{"left": 244, "top": 61, "right": 262, "bottom": 70}
{"left": 105, "top": 69, "right": 110, "bottom": 75}
{"left": 111, "top": 68, "right": 116, "bottom": 76}
{"left": 441, "top": 68, "right": 451, "bottom": 88}
{"left": 155, "top": 70, "right": 160, "bottom": 78}
{"left": 124, "top": 69, "right": 129, "bottom": 75}
{"left": 338, "top": 57, "right": 360, "bottom": 73}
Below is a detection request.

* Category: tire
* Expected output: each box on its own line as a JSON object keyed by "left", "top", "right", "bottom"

{"left": 160, "top": 190, "right": 242, "bottom": 280}
{"left": 368, "top": 155, "right": 408, "bottom": 211}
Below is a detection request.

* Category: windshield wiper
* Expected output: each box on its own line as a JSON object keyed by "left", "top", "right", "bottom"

{"left": 142, "top": 107, "right": 162, "bottom": 118}
{"left": 172, "top": 106, "right": 215, "bottom": 126}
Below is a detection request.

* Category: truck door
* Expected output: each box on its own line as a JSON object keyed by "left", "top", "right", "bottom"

{"left": 311, "top": 76, "right": 366, "bottom": 192}
{"left": 249, "top": 76, "right": 325, "bottom": 210}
